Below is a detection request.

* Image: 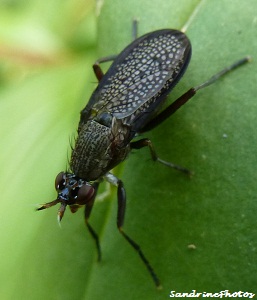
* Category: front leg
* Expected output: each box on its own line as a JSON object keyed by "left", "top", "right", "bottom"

{"left": 84, "top": 182, "right": 102, "bottom": 261}
{"left": 104, "top": 172, "right": 161, "bottom": 288}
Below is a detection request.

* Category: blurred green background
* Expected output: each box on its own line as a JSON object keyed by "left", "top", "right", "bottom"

{"left": 0, "top": 0, "right": 257, "bottom": 299}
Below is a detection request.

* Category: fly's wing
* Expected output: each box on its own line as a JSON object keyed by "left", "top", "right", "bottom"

{"left": 80, "top": 29, "right": 191, "bottom": 132}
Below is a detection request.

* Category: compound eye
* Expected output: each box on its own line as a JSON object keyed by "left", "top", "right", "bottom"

{"left": 55, "top": 172, "right": 66, "bottom": 191}
{"left": 76, "top": 184, "right": 95, "bottom": 205}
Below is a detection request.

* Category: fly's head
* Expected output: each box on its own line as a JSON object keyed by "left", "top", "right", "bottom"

{"left": 37, "top": 172, "right": 95, "bottom": 222}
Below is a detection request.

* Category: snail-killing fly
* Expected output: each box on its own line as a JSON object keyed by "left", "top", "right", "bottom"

{"left": 37, "top": 23, "right": 249, "bottom": 287}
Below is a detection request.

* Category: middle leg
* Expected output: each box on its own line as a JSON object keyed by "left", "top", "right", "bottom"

{"left": 131, "top": 138, "right": 192, "bottom": 174}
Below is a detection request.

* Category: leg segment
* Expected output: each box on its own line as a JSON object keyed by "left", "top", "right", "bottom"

{"left": 117, "top": 180, "right": 161, "bottom": 288}
{"left": 92, "top": 20, "right": 140, "bottom": 82}
{"left": 131, "top": 138, "right": 191, "bottom": 174}
{"left": 104, "top": 173, "right": 161, "bottom": 288}
{"left": 132, "top": 18, "right": 138, "bottom": 40}
{"left": 141, "top": 56, "right": 250, "bottom": 132}
{"left": 93, "top": 55, "right": 117, "bottom": 81}
{"left": 84, "top": 182, "right": 102, "bottom": 261}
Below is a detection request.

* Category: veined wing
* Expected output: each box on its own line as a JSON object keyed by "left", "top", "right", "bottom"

{"left": 81, "top": 29, "right": 191, "bottom": 129}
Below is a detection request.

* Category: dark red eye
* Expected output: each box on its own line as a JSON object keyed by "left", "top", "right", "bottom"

{"left": 76, "top": 184, "right": 95, "bottom": 205}
{"left": 55, "top": 172, "right": 65, "bottom": 191}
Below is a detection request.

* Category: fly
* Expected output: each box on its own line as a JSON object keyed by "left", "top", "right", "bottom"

{"left": 37, "top": 21, "right": 250, "bottom": 288}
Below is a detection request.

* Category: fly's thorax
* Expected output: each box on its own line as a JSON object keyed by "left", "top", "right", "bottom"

{"left": 70, "top": 114, "right": 131, "bottom": 180}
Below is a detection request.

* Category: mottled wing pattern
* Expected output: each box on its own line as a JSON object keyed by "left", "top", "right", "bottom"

{"left": 82, "top": 29, "right": 191, "bottom": 129}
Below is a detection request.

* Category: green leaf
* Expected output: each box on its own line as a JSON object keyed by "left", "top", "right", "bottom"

{"left": 1, "top": 0, "right": 257, "bottom": 299}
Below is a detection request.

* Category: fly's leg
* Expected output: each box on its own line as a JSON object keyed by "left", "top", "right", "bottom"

{"left": 93, "top": 55, "right": 118, "bottom": 81}
{"left": 131, "top": 138, "right": 191, "bottom": 175}
{"left": 93, "top": 20, "right": 139, "bottom": 81}
{"left": 84, "top": 182, "right": 102, "bottom": 261}
{"left": 104, "top": 173, "right": 161, "bottom": 288}
{"left": 117, "top": 181, "right": 161, "bottom": 288}
{"left": 141, "top": 56, "right": 250, "bottom": 132}
{"left": 135, "top": 58, "right": 250, "bottom": 173}
{"left": 132, "top": 18, "right": 138, "bottom": 40}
